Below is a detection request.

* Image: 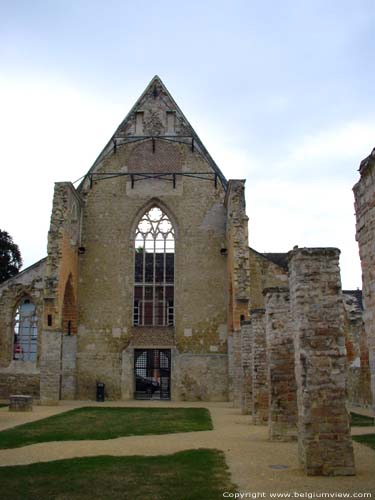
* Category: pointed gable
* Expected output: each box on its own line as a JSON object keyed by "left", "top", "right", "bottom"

{"left": 79, "top": 76, "right": 227, "bottom": 189}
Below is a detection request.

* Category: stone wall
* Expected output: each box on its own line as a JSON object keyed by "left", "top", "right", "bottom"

{"left": 70, "top": 79, "right": 229, "bottom": 400}
{"left": 240, "top": 320, "right": 252, "bottom": 414}
{"left": 249, "top": 249, "right": 288, "bottom": 309}
{"left": 61, "top": 335, "right": 77, "bottom": 399}
{"left": 288, "top": 247, "right": 355, "bottom": 476}
{"left": 41, "top": 182, "right": 83, "bottom": 402}
{"left": 251, "top": 309, "right": 268, "bottom": 424}
{"left": 40, "top": 331, "right": 62, "bottom": 403}
{"left": 0, "top": 259, "right": 45, "bottom": 398}
{"left": 0, "top": 373, "right": 39, "bottom": 399}
{"left": 225, "top": 180, "right": 250, "bottom": 401}
{"left": 343, "top": 292, "right": 372, "bottom": 407}
{"left": 231, "top": 329, "right": 243, "bottom": 407}
{"left": 44, "top": 182, "right": 82, "bottom": 328}
{"left": 264, "top": 287, "right": 297, "bottom": 441}
{"left": 353, "top": 149, "right": 375, "bottom": 410}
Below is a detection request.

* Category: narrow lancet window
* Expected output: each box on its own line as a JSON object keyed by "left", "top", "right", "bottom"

{"left": 13, "top": 298, "right": 38, "bottom": 361}
{"left": 134, "top": 206, "right": 175, "bottom": 326}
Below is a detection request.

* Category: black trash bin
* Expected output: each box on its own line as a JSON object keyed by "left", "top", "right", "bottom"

{"left": 96, "top": 382, "right": 105, "bottom": 402}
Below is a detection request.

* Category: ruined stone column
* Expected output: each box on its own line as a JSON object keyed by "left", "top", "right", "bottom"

{"left": 353, "top": 149, "right": 375, "bottom": 411}
{"left": 264, "top": 287, "right": 297, "bottom": 441}
{"left": 240, "top": 320, "right": 252, "bottom": 415}
{"left": 225, "top": 180, "right": 250, "bottom": 402}
{"left": 289, "top": 247, "right": 355, "bottom": 476}
{"left": 251, "top": 309, "right": 268, "bottom": 424}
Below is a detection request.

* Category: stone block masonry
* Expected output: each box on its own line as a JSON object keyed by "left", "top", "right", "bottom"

{"left": 353, "top": 149, "right": 375, "bottom": 411}
{"left": 40, "top": 331, "right": 62, "bottom": 403}
{"left": 251, "top": 309, "right": 268, "bottom": 425}
{"left": 232, "top": 329, "right": 242, "bottom": 407}
{"left": 288, "top": 247, "right": 355, "bottom": 476}
{"left": 264, "top": 287, "right": 297, "bottom": 441}
{"left": 240, "top": 320, "right": 252, "bottom": 415}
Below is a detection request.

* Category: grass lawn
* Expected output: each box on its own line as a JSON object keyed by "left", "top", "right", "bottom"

{"left": 353, "top": 434, "right": 375, "bottom": 451}
{"left": 0, "top": 449, "right": 236, "bottom": 500}
{"left": 0, "top": 404, "right": 8, "bottom": 408}
{"left": 0, "top": 407, "right": 212, "bottom": 449}
{"left": 350, "top": 412, "right": 375, "bottom": 427}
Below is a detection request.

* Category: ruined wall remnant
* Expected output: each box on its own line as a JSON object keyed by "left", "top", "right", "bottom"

{"left": 249, "top": 249, "right": 288, "bottom": 310}
{"left": 0, "top": 259, "right": 45, "bottom": 398}
{"left": 353, "top": 149, "right": 375, "bottom": 410}
{"left": 240, "top": 320, "right": 252, "bottom": 415}
{"left": 225, "top": 180, "right": 250, "bottom": 402}
{"left": 251, "top": 309, "right": 268, "bottom": 425}
{"left": 40, "top": 182, "right": 82, "bottom": 403}
{"left": 288, "top": 247, "right": 355, "bottom": 476}
{"left": 264, "top": 287, "right": 297, "bottom": 441}
{"left": 343, "top": 291, "right": 372, "bottom": 407}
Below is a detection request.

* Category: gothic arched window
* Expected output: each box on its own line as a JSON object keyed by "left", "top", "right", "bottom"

{"left": 13, "top": 298, "right": 38, "bottom": 361}
{"left": 134, "top": 206, "right": 175, "bottom": 326}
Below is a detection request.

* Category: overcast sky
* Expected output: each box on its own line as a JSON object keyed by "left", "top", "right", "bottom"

{"left": 1, "top": 0, "right": 374, "bottom": 289}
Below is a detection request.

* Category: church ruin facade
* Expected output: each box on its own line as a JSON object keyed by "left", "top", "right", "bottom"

{"left": 0, "top": 78, "right": 372, "bottom": 459}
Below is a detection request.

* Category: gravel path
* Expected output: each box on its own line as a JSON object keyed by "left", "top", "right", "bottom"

{"left": 0, "top": 401, "right": 374, "bottom": 495}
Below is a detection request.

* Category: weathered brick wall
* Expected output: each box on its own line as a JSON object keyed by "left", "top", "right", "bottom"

{"left": 264, "top": 287, "right": 297, "bottom": 441}
{"left": 251, "top": 309, "right": 268, "bottom": 424}
{"left": 240, "top": 320, "right": 252, "bottom": 415}
{"left": 353, "top": 150, "right": 375, "bottom": 410}
{"left": 289, "top": 247, "right": 355, "bottom": 476}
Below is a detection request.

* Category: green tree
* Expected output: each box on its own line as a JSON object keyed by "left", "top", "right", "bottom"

{"left": 0, "top": 230, "right": 22, "bottom": 283}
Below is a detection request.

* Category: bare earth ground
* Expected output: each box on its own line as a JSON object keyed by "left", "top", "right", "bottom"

{"left": 0, "top": 401, "right": 374, "bottom": 496}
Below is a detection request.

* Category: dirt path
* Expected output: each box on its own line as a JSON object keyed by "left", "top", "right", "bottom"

{"left": 0, "top": 401, "right": 374, "bottom": 495}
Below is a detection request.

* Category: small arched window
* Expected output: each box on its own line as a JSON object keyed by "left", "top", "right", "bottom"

{"left": 134, "top": 206, "right": 175, "bottom": 326}
{"left": 13, "top": 298, "right": 38, "bottom": 361}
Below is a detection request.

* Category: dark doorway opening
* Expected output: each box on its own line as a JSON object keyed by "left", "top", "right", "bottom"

{"left": 134, "top": 349, "right": 171, "bottom": 400}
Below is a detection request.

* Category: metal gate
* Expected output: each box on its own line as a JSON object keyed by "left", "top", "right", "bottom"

{"left": 134, "top": 349, "right": 171, "bottom": 400}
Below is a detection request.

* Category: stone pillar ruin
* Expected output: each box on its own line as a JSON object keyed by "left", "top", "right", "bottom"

{"left": 240, "top": 320, "right": 252, "bottom": 415}
{"left": 251, "top": 309, "right": 268, "bottom": 424}
{"left": 353, "top": 149, "right": 375, "bottom": 411}
{"left": 264, "top": 287, "right": 297, "bottom": 441}
{"left": 289, "top": 247, "right": 355, "bottom": 476}
{"left": 225, "top": 180, "right": 250, "bottom": 403}
{"left": 40, "top": 182, "right": 82, "bottom": 403}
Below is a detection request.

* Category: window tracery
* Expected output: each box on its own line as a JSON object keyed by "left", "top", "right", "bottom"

{"left": 13, "top": 298, "right": 38, "bottom": 361}
{"left": 134, "top": 206, "right": 174, "bottom": 326}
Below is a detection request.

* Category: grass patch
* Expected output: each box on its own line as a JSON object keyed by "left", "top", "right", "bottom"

{"left": 0, "top": 407, "right": 212, "bottom": 449}
{"left": 353, "top": 434, "right": 375, "bottom": 451}
{"left": 350, "top": 412, "right": 374, "bottom": 427}
{"left": 0, "top": 449, "right": 236, "bottom": 500}
{"left": 0, "top": 404, "right": 8, "bottom": 408}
